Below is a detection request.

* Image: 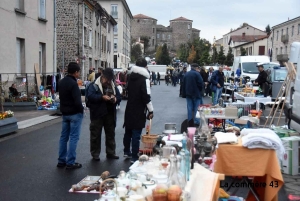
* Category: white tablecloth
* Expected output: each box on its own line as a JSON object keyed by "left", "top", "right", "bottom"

{"left": 196, "top": 111, "right": 237, "bottom": 119}
{"left": 234, "top": 92, "right": 271, "bottom": 104}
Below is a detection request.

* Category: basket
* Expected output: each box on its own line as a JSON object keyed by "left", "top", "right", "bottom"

{"left": 141, "top": 119, "right": 158, "bottom": 144}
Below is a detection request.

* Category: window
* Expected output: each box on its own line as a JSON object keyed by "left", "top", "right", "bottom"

{"left": 84, "top": 27, "right": 87, "bottom": 42}
{"left": 286, "top": 27, "right": 289, "bottom": 36}
{"left": 249, "top": 47, "right": 252, "bottom": 55}
{"left": 162, "top": 34, "right": 165, "bottom": 40}
{"left": 111, "top": 5, "right": 118, "bottom": 18}
{"left": 98, "top": 33, "right": 100, "bottom": 51}
{"left": 152, "top": 39, "right": 154, "bottom": 46}
{"left": 188, "top": 24, "right": 190, "bottom": 29}
{"left": 108, "top": 23, "right": 111, "bottom": 33}
{"left": 280, "top": 47, "right": 283, "bottom": 54}
{"left": 281, "top": 29, "right": 283, "bottom": 36}
{"left": 16, "top": 0, "right": 24, "bottom": 11}
{"left": 168, "top": 35, "right": 171, "bottom": 39}
{"left": 277, "top": 31, "right": 279, "bottom": 41}
{"left": 285, "top": 46, "right": 288, "bottom": 54}
{"left": 113, "top": 25, "right": 118, "bottom": 34}
{"left": 39, "top": 0, "right": 46, "bottom": 19}
{"left": 114, "top": 38, "right": 117, "bottom": 51}
{"left": 90, "top": 11, "right": 92, "bottom": 20}
{"left": 16, "top": 38, "right": 25, "bottom": 74}
{"left": 94, "top": 31, "right": 96, "bottom": 49}
{"left": 275, "top": 48, "right": 278, "bottom": 57}
{"left": 39, "top": 43, "right": 46, "bottom": 73}
{"left": 292, "top": 26, "right": 294, "bottom": 36}
{"left": 89, "top": 30, "right": 92, "bottom": 47}
{"left": 153, "top": 28, "right": 155, "bottom": 33}
{"left": 188, "top": 34, "right": 190, "bottom": 39}
{"left": 258, "top": 46, "right": 265, "bottom": 55}
{"left": 298, "top": 24, "right": 300, "bottom": 34}
{"left": 157, "top": 33, "right": 160, "bottom": 39}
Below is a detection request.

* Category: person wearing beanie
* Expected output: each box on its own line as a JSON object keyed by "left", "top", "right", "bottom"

{"left": 123, "top": 57, "right": 154, "bottom": 163}
{"left": 57, "top": 62, "right": 84, "bottom": 170}
{"left": 86, "top": 67, "right": 122, "bottom": 161}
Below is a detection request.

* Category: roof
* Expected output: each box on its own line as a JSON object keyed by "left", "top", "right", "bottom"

{"left": 223, "top": 24, "right": 265, "bottom": 36}
{"left": 229, "top": 35, "right": 267, "bottom": 44}
{"left": 272, "top": 16, "right": 300, "bottom": 29}
{"left": 170, "top": 16, "right": 192, "bottom": 22}
{"left": 232, "top": 35, "right": 269, "bottom": 48}
{"left": 156, "top": 24, "right": 166, "bottom": 29}
{"left": 192, "top": 28, "right": 200, "bottom": 32}
{"left": 133, "top": 14, "right": 157, "bottom": 20}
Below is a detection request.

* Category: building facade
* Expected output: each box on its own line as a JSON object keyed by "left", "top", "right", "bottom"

{"left": 222, "top": 24, "right": 267, "bottom": 55}
{"left": 233, "top": 36, "right": 269, "bottom": 57}
{"left": 269, "top": 16, "right": 300, "bottom": 64}
{"left": 131, "top": 15, "right": 200, "bottom": 52}
{"left": 0, "top": 0, "right": 54, "bottom": 77}
{"left": 98, "top": 0, "right": 133, "bottom": 69}
{"left": 131, "top": 14, "right": 157, "bottom": 52}
{"left": 56, "top": 0, "right": 116, "bottom": 80}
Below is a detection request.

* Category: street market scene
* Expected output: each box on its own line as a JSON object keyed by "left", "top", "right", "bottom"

{"left": 0, "top": 0, "right": 300, "bottom": 201}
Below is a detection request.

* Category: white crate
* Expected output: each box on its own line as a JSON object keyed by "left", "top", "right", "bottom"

{"left": 281, "top": 136, "right": 300, "bottom": 175}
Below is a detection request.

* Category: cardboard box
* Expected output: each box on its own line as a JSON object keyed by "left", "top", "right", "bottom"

{"left": 281, "top": 136, "right": 300, "bottom": 175}
{"left": 225, "top": 106, "right": 238, "bottom": 117}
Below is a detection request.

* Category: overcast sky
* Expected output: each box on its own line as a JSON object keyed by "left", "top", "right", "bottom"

{"left": 127, "top": 0, "right": 300, "bottom": 43}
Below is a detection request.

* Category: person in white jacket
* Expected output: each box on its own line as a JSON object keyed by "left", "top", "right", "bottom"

{"left": 116, "top": 81, "right": 123, "bottom": 109}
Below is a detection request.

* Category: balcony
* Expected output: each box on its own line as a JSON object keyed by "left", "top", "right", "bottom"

{"left": 277, "top": 54, "right": 289, "bottom": 62}
{"left": 281, "top": 34, "right": 289, "bottom": 43}
{"left": 111, "top": 11, "right": 118, "bottom": 19}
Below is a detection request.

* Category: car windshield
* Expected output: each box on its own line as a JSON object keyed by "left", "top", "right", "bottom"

{"left": 242, "top": 62, "right": 259, "bottom": 74}
{"left": 274, "top": 69, "right": 287, "bottom": 81}
{"left": 263, "top": 63, "right": 279, "bottom": 70}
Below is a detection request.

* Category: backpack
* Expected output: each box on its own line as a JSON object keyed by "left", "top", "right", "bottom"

{"left": 85, "top": 82, "right": 99, "bottom": 108}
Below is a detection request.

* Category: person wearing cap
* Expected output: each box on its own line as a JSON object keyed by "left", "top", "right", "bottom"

{"left": 57, "top": 62, "right": 84, "bottom": 169}
{"left": 86, "top": 68, "right": 122, "bottom": 161}
{"left": 182, "top": 63, "right": 203, "bottom": 126}
{"left": 254, "top": 64, "right": 268, "bottom": 89}
{"left": 123, "top": 57, "right": 154, "bottom": 163}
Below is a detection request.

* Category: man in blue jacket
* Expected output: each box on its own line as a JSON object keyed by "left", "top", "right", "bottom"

{"left": 86, "top": 68, "right": 122, "bottom": 161}
{"left": 211, "top": 66, "right": 225, "bottom": 105}
{"left": 182, "top": 63, "right": 203, "bottom": 126}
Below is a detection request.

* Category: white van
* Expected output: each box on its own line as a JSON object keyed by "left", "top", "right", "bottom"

{"left": 233, "top": 56, "right": 270, "bottom": 80}
{"left": 147, "top": 65, "right": 167, "bottom": 79}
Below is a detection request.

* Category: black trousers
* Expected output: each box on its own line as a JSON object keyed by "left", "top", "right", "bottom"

{"left": 89, "top": 112, "right": 116, "bottom": 157}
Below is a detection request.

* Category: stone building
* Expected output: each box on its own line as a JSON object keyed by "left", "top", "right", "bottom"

{"left": 0, "top": 0, "right": 53, "bottom": 77}
{"left": 56, "top": 0, "right": 116, "bottom": 80}
{"left": 269, "top": 16, "right": 300, "bottom": 64}
{"left": 131, "top": 14, "right": 157, "bottom": 52}
{"left": 131, "top": 15, "right": 200, "bottom": 51}
{"left": 98, "top": 0, "right": 133, "bottom": 69}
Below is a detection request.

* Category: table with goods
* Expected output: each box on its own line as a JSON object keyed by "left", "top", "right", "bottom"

{"left": 66, "top": 110, "right": 300, "bottom": 201}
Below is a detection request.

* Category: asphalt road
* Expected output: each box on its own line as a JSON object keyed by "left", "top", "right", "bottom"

{"left": 0, "top": 81, "right": 288, "bottom": 201}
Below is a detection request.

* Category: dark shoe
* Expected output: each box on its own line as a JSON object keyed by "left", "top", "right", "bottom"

{"left": 57, "top": 163, "right": 66, "bottom": 168}
{"left": 106, "top": 154, "right": 119, "bottom": 159}
{"left": 92, "top": 156, "right": 100, "bottom": 161}
{"left": 66, "top": 163, "right": 82, "bottom": 169}
{"left": 124, "top": 152, "right": 132, "bottom": 159}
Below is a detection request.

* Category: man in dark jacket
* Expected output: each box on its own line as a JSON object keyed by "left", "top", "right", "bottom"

{"left": 206, "top": 67, "right": 214, "bottom": 97}
{"left": 57, "top": 62, "right": 84, "bottom": 170}
{"left": 123, "top": 58, "right": 154, "bottom": 163}
{"left": 179, "top": 67, "right": 187, "bottom": 97}
{"left": 182, "top": 63, "right": 203, "bottom": 126}
{"left": 254, "top": 64, "right": 268, "bottom": 89}
{"left": 86, "top": 68, "right": 121, "bottom": 161}
{"left": 211, "top": 66, "right": 225, "bottom": 105}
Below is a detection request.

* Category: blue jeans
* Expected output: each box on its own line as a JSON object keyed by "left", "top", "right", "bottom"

{"left": 123, "top": 128, "right": 143, "bottom": 161}
{"left": 213, "top": 87, "right": 223, "bottom": 105}
{"left": 186, "top": 97, "right": 201, "bottom": 125}
{"left": 58, "top": 113, "right": 83, "bottom": 165}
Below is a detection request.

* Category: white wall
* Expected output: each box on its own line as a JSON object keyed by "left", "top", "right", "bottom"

{"left": 0, "top": 0, "right": 54, "bottom": 75}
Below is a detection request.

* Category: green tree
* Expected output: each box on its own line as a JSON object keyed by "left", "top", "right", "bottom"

{"left": 225, "top": 47, "right": 234, "bottom": 66}
{"left": 155, "top": 45, "right": 163, "bottom": 64}
{"left": 160, "top": 44, "right": 171, "bottom": 65}
{"left": 217, "top": 46, "right": 226, "bottom": 65}
{"left": 177, "top": 44, "right": 189, "bottom": 62}
{"left": 130, "top": 43, "right": 142, "bottom": 63}
{"left": 240, "top": 47, "right": 247, "bottom": 56}
{"left": 265, "top": 24, "right": 271, "bottom": 35}
{"left": 211, "top": 46, "right": 218, "bottom": 64}
{"left": 140, "top": 36, "right": 150, "bottom": 53}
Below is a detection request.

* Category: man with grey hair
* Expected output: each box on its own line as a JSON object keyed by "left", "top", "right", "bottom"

{"left": 182, "top": 63, "right": 203, "bottom": 126}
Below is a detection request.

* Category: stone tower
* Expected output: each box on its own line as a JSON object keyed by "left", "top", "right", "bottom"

{"left": 170, "top": 17, "right": 193, "bottom": 50}
{"left": 131, "top": 14, "right": 157, "bottom": 52}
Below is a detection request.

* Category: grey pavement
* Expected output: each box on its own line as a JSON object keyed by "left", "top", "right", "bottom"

{"left": 0, "top": 81, "right": 295, "bottom": 200}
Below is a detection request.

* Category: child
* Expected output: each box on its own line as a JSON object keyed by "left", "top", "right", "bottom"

{"left": 116, "top": 81, "right": 123, "bottom": 109}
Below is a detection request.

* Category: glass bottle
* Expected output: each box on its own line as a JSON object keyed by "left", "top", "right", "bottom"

{"left": 179, "top": 135, "right": 191, "bottom": 182}
{"left": 198, "top": 111, "right": 211, "bottom": 140}
{"left": 167, "top": 154, "right": 186, "bottom": 189}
